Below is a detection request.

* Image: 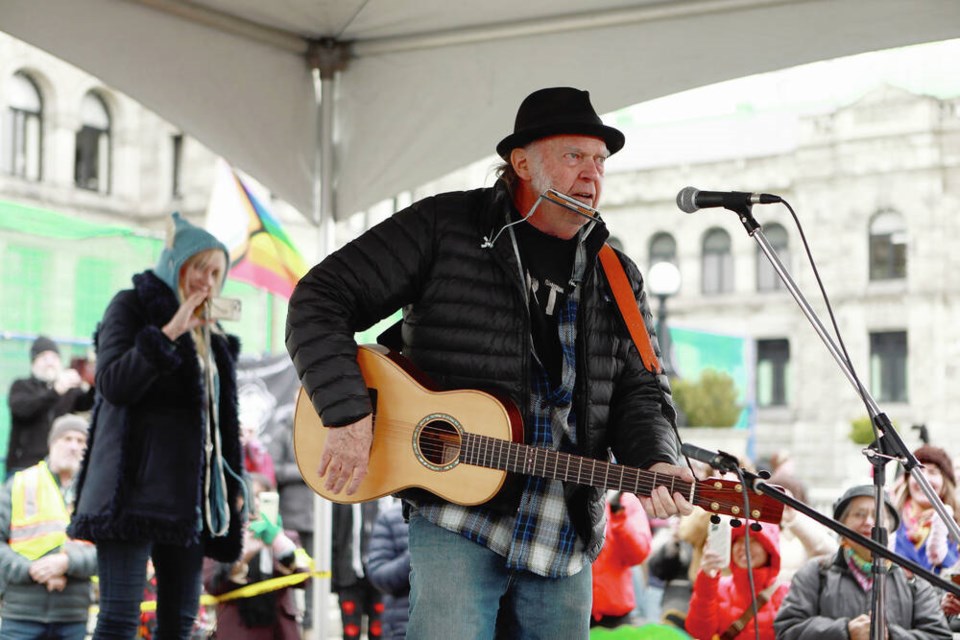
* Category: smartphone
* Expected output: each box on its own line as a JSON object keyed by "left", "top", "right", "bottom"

{"left": 705, "top": 514, "right": 732, "bottom": 569}
{"left": 259, "top": 491, "right": 279, "bottom": 523}
{"left": 207, "top": 297, "right": 242, "bottom": 321}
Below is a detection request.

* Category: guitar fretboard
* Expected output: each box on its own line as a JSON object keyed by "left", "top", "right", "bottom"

{"left": 460, "top": 432, "right": 698, "bottom": 505}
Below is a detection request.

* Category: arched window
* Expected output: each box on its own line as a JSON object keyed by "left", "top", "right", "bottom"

{"left": 2, "top": 71, "right": 43, "bottom": 180}
{"left": 649, "top": 232, "right": 677, "bottom": 267}
{"left": 75, "top": 91, "right": 111, "bottom": 193}
{"left": 869, "top": 210, "right": 906, "bottom": 280}
{"left": 702, "top": 228, "right": 733, "bottom": 294}
{"left": 757, "top": 223, "right": 788, "bottom": 292}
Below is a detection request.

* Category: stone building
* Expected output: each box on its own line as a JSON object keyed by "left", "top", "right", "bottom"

{"left": 600, "top": 85, "right": 960, "bottom": 500}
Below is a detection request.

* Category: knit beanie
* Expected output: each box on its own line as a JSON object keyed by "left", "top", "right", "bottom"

{"left": 48, "top": 414, "right": 89, "bottom": 446}
{"left": 914, "top": 444, "right": 956, "bottom": 485}
{"left": 833, "top": 484, "right": 901, "bottom": 532}
{"left": 30, "top": 335, "right": 60, "bottom": 361}
{"left": 153, "top": 212, "right": 230, "bottom": 296}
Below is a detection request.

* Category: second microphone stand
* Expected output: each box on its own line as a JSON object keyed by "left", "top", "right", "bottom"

{"left": 728, "top": 202, "right": 960, "bottom": 639}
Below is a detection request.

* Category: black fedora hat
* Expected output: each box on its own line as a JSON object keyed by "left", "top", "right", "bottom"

{"left": 496, "top": 87, "right": 625, "bottom": 159}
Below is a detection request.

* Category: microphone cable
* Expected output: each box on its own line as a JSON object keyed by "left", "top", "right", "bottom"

{"left": 779, "top": 199, "right": 875, "bottom": 424}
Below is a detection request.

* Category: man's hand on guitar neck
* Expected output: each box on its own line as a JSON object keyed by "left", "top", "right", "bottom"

{"left": 319, "top": 414, "right": 374, "bottom": 496}
{"left": 639, "top": 462, "right": 696, "bottom": 519}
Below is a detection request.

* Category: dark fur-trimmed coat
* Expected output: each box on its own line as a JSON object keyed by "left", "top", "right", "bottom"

{"left": 68, "top": 271, "right": 243, "bottom": 562}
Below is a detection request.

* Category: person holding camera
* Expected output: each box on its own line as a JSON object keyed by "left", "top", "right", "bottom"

{"left": 203, "top": 472, "right": 303, "bottom": 640}
{"left": 6, "top": 336, "right": 94, "bottom": 478}
{"left": 685, "top": 521, "right": 789, "bottom": 640}
{"left": 68, "top": 212, "right": 245, "bottom": 640}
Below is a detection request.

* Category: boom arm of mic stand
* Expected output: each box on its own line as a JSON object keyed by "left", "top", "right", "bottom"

{"left": 738, "top": 206, "right": 960, "bottom": 546}
{"left": 745, "top": 474, "right": 960, "bottom": 597}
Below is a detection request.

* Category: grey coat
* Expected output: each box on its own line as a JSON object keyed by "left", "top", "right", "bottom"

{"left": 0, "top": 466, "right": 97, "bottom": 623}
{"left": 774, "top": 551, "right": 951, "bottom": 639}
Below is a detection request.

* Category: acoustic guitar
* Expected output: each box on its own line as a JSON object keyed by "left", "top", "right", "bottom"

{"left": 294, "top": 345, "right": 783, "bottom": 524}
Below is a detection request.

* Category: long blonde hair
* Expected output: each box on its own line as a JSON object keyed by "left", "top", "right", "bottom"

{"left": 177, "top": 248, "right": 226, "bottom": 360}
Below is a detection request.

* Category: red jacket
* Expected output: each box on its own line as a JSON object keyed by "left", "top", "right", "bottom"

{"left": 591, "top": 493, "right": 652, "bottom": 621}
{"left": 685, "top": 522, "right": 789, "bottom": 640}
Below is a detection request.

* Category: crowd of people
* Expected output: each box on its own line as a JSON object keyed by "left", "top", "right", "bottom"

{"left": 2, "top": 85, "right": 960, "bottom": 640}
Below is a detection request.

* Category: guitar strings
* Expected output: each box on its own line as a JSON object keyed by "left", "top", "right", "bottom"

{"left": 325, "top": 414, "right": 771, "bottom": 521}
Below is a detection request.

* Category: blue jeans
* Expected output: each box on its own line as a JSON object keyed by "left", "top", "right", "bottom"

{"left": 93, "top": 539, "right": 204, "bottom": 640}
{"left": 0, "top": 619, "right": 87, "bottom": 640}
{"left": 406, "top": 514, "right": 592, "bottom": 640}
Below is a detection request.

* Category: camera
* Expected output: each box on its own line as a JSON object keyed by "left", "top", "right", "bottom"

{"left": 206, "top": 297, "right": 242, "bottom": 321}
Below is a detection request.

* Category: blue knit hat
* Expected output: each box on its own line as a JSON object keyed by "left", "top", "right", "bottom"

{"left": 154, "top": 212, "right": 230, "bottom": 296}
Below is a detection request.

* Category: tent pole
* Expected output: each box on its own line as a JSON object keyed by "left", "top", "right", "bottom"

{"left": 310, "top": 69, "right": 334, "bottom": 640}
{"left": 308, "top": 38, "right": 350, "bottom": 640}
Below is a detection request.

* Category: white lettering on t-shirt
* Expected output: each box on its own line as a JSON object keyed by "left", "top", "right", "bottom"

{"left": 527, "top": 271, "right": 566, "bottom": 317}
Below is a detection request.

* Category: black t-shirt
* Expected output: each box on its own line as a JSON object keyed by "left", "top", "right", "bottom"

{"left": 513, "top": 220, "right": 578, "bottom": 387}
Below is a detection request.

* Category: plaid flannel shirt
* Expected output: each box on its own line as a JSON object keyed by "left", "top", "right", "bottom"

{"left": 413, "top": 237, "right": 593, "bottom": 578}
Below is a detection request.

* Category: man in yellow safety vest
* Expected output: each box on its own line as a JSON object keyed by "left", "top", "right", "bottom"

{"left": 0, "top": 413, "right": 97, "bottom": 639}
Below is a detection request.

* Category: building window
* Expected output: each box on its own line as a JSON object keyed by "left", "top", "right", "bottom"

{"left": 757, "top": 338, "right": 789, "bottom": 407}
{"left": 1, "top": 72, "right": 43, "bottom": 180}
{"left": 75, "top": 91, "right": 111, "bottom": 193}
{"left": 702, "top": 228, "right": 733, "bottom": 294}
{"left": 171, "top": 133, "right": 184, "bottom": 198}
{"left": 870, "top": 331, "right": 907, "bottom": 402}
{"left": 757, "top": 223, "right": 788, "bottom": 292}
{"left": 869, "top": 210, "right": 906, "bottom": 280}
{"left": 649, "top": 232, "right": 677, "bottom": 267}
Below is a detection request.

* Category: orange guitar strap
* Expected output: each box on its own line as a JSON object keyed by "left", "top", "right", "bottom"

{"left": 598, "top": 244, "right": 663, "bottom": 375}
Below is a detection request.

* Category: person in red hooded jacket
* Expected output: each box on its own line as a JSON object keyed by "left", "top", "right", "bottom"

{"left": 685, "top": 520, "right": 789, "bottom": 640}
{"left": 591, "top": 491, "right": 653, "bottom": 627}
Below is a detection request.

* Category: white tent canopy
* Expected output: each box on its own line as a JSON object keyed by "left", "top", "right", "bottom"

{"left": 3, "top": 0, "right": 960, "bottom": 223}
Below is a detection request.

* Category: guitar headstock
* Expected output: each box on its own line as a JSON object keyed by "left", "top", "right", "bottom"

{"left": 695, "top": 477, "right": 784, "bottom": 525}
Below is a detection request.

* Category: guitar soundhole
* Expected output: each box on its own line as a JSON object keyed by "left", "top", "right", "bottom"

{"left": 417, "top": 419, "right": 462, "bottom": 469}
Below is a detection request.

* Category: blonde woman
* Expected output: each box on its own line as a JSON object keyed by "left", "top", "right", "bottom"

{"left": 69, "top": 212, "right": 244, "bottom": 639}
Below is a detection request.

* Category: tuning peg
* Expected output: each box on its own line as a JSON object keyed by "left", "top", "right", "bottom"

{"left": 710, "top": 514, "right": 721, "bottom": 524}
{"left": 730, "top": 519, "right": 742, "bottom": 528}
{"left": 750, "top": 522, "right": 763, "bottom": 532}
{"left": 758, "top": 470, "right": 771, "bottom": 479}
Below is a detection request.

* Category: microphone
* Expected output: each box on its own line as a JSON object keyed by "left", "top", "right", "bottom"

{"left": 681, "top": 442, "right": 741, "bottom": 473}
{"left": 676, "top": 186, "right": 782, "bottom": 213}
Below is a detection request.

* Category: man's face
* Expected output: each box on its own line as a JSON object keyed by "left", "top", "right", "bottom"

{"left": 48, "top": 431, "right": 88, "bottom": 477}
{"left": 517, "top": 135, "right": 609, "bottom": 239}
{"left": 528, "top": 135, "right": 608, "bottom": 210}
{"left": 31, "top": 350, "right": 62, "bottom": 383}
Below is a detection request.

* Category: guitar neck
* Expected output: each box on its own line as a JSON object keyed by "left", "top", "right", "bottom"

{"left": 461, "top": 432, "right": 697, "bottom": 503}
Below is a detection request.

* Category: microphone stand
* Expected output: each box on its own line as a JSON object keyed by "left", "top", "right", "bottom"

{"left": 726, "top": 202, "right": 960, "bottom": 639}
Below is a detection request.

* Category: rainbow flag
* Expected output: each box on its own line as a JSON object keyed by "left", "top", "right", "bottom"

{"left": 206, "top": 161, "right": 309, "bottom": 299}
